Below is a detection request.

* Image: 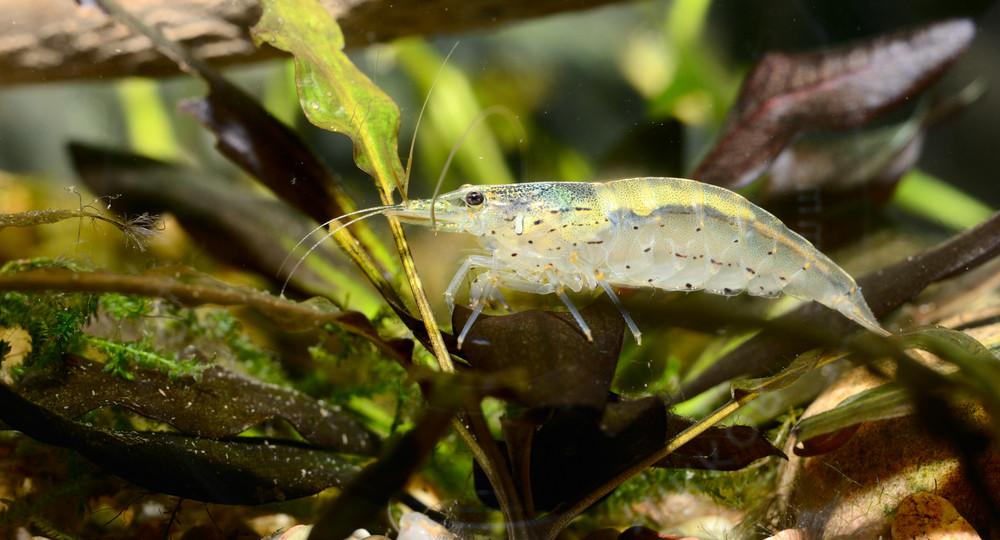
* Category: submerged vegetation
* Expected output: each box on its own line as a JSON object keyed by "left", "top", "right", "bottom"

{"left": 2, "top": 0, "right": 1000, "bottom": 538}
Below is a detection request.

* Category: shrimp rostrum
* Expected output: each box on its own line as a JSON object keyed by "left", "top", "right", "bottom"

{"left": 378, "top": 177, "right": 890, "bottom": 347}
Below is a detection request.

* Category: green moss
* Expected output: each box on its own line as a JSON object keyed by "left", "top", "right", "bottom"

{"left": 0, "top": 290, "right": 97, "bottom": 371}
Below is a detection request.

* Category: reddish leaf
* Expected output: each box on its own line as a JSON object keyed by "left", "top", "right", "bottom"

{"left": 692, "top": 19, "right": 974, "bottom": 189}
{"left": 476, "top": 397, "right": 782, "bottom": 512}
{"left": 499, "top": 397, "right": 668, "bottom": 512}
{"left": 618, "top": 527, "right": 692, "bottom": 540}
{"left": 654, "top": 413, "right": 786, "bottom": 470}
{"left": 758, "top": 84, "right": 982, "bottom": 249}
{"left": 454, "top": 298, "right": 626, "bottom": 410}
{"left": 793, "top": 423, "right": 862, "bottom": 457}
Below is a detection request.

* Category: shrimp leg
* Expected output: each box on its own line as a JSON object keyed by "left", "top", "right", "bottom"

{"left": 597, "top": 278, "right": 641, "bottom": 345}
{"left": 451, "top": 257, "right": 640, "bottom": 346}
{"left": 487, "top": 267, "right": 597, "bottom": 343}
{"left": 457, "top": 266, "right": 511, "bottom": 348}
{"left": 444, "top": 254, "right": 492, "bottom": 312}
{"left": 457, "top": 277, "right": 492, "bottom": 347}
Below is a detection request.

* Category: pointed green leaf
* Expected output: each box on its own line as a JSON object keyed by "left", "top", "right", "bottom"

{"left": 252, "top": 0, "right": 406, "bottom": 193}
{"left": 730, "top": 348, "right": 846, "bottom": 398}
{"left": 793, "top": 382, "right": 913, "bottom": 453}
{"left": 794, "top": 327, "right": 999, "bottom": 455}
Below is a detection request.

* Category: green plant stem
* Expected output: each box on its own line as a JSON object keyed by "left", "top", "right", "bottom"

{"left": 384, "top": 216, "right": 453, "bottom": 372}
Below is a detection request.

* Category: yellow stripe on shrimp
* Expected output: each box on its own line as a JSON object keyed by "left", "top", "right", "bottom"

{"left": 387, "top": 177, "right": 889, "bottom": 347}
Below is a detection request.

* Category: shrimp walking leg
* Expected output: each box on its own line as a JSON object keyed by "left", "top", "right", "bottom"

{"left": 469, "top": 267, "right": 599, "bottom": 343}
{"left": 457, "top": 270, "right": 509, "bottom": 347}
{"left": 444, "top": 254, "right": 496, "bottom": 311}
{"left": 597, "top": 279, "right": 641, "bottom": 345}
{"left": 556, "top": 287, "right": 593, "bottom": 341}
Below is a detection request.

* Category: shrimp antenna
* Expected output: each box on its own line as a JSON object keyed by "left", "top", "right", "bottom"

{"left": 278, "top": 205, "right": 397, "bottom": 297}
{"left": 429, "top": 104, "right": 529, "bottom": 229}
{"left": 402, "top": 41, "right": 460, "bottom": 201}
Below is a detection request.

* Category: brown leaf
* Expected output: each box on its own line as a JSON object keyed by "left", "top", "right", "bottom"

{"left": 454, "top": 297, "right": 626, "bottom": 410}
{"left": 793, "top": 424, "right": 862, "bottom": 457}
{"left": 519, "top": 397, "right": 668, "bottom": 511}
{"left": 179, "top": 91, "right": 354, "bottom": 230}
{"left": 15, "top": 354, "right": 380, "bottom": 455}
{"left": 0, "top": 378, "right": 361, "bottom": 504}
{"left": 476, "top": 395, "right": 782, "bottom": 511}
{"left": 496, "top": 398, "right": 782, "bottom": 510}
{"left": 758, "top": 84, "right": 983, "bottom": 249}
{"left": 655, "top": 413, "right": 786, "bottom": 470}
{"left": 692, "top": 19, "right": 974, "bottom": 189}
{"left": 618, "top": 526, "right": 691, "bottom": 540}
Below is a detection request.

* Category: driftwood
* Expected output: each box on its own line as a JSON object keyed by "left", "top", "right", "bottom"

{"left": 0, "top": 0, "right": 625, "bottom": 86}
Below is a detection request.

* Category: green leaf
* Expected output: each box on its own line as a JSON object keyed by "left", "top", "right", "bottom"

{"left": 893, "top": 169, "right": 994, "bottom": 230}
{"left": 894, "top": 326, "right": 1000, "bottom": 410}
{"left": 792, "top": 382, "right": 913, "bottom": 454}
{"left": 793, "top": 327, "right": 999, "bottom": 455}
{"left": 730, "top": 348, "right": 846, "bottom": 398}
{"left": 252, "top": 0, "right": 406, "bottom": 194}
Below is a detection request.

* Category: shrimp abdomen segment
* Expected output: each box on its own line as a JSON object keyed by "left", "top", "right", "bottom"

{"left": 603, "top": 177, "right": 886, "bottom": 334}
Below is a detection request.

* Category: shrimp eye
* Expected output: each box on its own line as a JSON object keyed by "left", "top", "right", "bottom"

{"left": 465, "top": 190, "right": 485, "bottom": 206}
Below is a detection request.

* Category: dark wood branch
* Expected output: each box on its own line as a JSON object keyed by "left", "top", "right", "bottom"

{"left": 0, "top": 0, "right": 626, "bottom": 86}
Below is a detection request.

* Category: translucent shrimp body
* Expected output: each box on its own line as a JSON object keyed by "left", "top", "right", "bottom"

{"left": 389, "top": 177, "right": 889, "bottom": 347}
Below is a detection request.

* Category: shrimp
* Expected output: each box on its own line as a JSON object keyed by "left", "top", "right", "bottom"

{"left": 383, "top": 177, "right": 890, "bottom": 347}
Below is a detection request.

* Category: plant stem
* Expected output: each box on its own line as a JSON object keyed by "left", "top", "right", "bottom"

{"left": 542, "top": 391, "right": 760, "bottom": 538}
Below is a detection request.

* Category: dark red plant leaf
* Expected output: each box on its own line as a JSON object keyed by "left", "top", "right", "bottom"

{"left": 13, "top": 354, "right": 380, "bottom": 455}
{"left": 0, "top": 378, "right": 361, "bottom": 504}
{"left": 793, "top": 423, "right": 862, "bottom": 457}
{"left": 692, "top": 19, "right": 974, "bottom": 189}
{"left": 681, "top": 208, "right": 1000, "bottom": 399}
{"left": 500, "top": 415, "right": 538, "bottom": 514}
{"left": 656, "top": 413, "right": 786, "bottom": 470}
{"left": 758, "top": 84, "right": 982, "bottom": 249}
{"left": 454, "top": 298, "right": 626, "bottom": 410}
{"left": 514, "top": 397, "right": 668, "bottom": 512}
